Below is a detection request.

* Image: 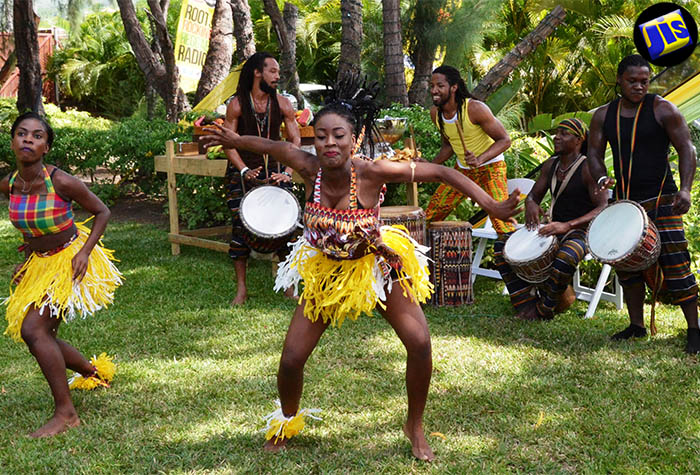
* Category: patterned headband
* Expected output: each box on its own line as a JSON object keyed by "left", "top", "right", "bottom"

{"left": 558, "top": 118, "right": 587, "bottom": 139}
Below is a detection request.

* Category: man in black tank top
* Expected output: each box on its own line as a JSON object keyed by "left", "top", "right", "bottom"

{"left": 588, "top": 54, "right": 699, "bottom": 354}
{"left": 222, "top": 52, "right": 301, "bottom": 305}
{"left": 494, "top": 119, "right": 607, "bottom": 321}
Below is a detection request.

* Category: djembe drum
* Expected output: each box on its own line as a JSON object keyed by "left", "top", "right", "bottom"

{"left": 239, "top": 185, "right": 302, "bottom": 255}
{"left": 379, "top": 206, "right": 426, "bottom": 245}
{"left": 503, "top": 226, "right": 559, "bottom": 283}
{"left": 587, "top": 200, "right": 660, "bottom": 271}
{"left": 428, "top": 221, "right": 473, "bottom": 306}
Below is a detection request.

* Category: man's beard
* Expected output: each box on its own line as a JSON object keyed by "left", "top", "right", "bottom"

{"left": 432, "top": 92, "right": 451, "bottom": 107}
{"left": 260, "top": 79, "right": 276, "bottom": 95}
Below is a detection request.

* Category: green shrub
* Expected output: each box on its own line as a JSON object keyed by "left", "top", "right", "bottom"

{"left": 0, "top": 99, "right": 190, "bottom": 207}
{"left": 175, "top": 175, "right": 229, "bottom": 230}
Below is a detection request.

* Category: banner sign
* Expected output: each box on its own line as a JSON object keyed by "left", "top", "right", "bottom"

{"left": 174, "top": 0, "right": 216, "bottom": 93}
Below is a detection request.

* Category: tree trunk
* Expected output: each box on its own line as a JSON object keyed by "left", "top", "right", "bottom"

{"left": 382, "top": 0, "right": 407, "bottom": 106}
{"left": 407, "top": 0, "right": 442, "bottom": 106}
{"left": 116, "top": 0, "right": 189, "bottom": 122}
{"left": 231, "top": 0, "right": 255, "bottom": 64}
{"left": 338, "top": 0, "right": 362, "bottom": 79}
{"left": 262, "top": 0, "right": 301, "bottom": 106}
{"left": 13, "top": 0, "right": 43, "bottom": 114}
{"left": 281, "top": 3, "right": 301, "bottom": 106}
{"left": 194, "top": 0, "right": 233, "bottom": 104}
{"left": 471, "top": 5, "right": 566, "bottom": 101}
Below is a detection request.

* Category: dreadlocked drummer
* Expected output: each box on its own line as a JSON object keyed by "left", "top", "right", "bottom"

{"left": 202, "top": 85, "right": 519, "bottom": 461}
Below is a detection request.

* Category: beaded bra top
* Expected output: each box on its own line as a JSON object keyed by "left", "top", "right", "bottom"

{"left": 304, "top": 162, "right": 385, "bottom": 260}
{"left": 9, "top": 166, "right": 75, "bottom": 239}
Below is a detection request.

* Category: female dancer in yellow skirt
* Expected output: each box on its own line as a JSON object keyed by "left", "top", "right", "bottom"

{"left": 203, "top": 77, "right": 519, "bottom": 461}
{"left": 1, "top": 112, "right": 122, "bottom": 438}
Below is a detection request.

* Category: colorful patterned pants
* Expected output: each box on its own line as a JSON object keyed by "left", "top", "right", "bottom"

{"left": 425, "top": 161, "right": 515, "bottom": 234}
{"left": 616, "top": 195, "right": 697, "bottom": 305}
{"left": 225, "top": 163, "right": 294, "bottom": 260}
{"left": 494, "top": 229, "right": 587, "bottom": 317}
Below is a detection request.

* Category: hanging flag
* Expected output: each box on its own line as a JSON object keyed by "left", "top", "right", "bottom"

{"left": 174, "top": 0, "right": 216, "bottom": 93}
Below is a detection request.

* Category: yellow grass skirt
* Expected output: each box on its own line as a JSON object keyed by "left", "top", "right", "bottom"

{"left": 274, "top": 225, "right": 433, "bottom": 327}
{"left": 3, "top": 221, "right": 123, "bottom": 342}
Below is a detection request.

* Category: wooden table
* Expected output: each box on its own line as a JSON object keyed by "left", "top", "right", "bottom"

{"left": 154, "top": 140, "right": 230, "bottom": 256}
{"left": 155, "top": 138, "right": 420, "bottom": 256}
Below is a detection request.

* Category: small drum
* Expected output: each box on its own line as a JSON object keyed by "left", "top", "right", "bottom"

{"left": 587, "top": 200, "right": 660, "bottom": 272}
{"left": 503, "top": 226, "right": 558, "bottom": 284}
{"left": 239, "top": 185, "right": 302, "bottom": 254}
{"left": 428, "top": 221, "right": 473, "bottom": 306}
{"left": 379, "top": 206, "right": 426, "bottom": 245}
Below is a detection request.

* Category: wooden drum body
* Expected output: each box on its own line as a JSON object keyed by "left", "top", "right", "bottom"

{"left": 587, "top": 200, "right": 660, "bottom": 272}
{"left": 503, "top": 226, "right": 559, "bottom": 284}
{"left": 379, "top": 205, "right": 426, "bottom": 245}
{"left": 428, "top": 221, "right": 473, "bottom": 306}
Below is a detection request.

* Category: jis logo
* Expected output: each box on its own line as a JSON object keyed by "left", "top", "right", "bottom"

{"left": 639, "top": 9, "right": 692, "bottom": 60}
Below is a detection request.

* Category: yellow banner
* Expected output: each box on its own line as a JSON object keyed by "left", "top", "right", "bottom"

{"left": 174, "top": 0, "right": 215, "bottom": 93}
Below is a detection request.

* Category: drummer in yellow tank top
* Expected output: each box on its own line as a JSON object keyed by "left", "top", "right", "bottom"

{"left": 425, "top": 65, "right": 514, "bottom": 234}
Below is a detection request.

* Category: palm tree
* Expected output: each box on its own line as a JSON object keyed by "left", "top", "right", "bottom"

{"left": 13, "top": 0, "right": 43, "bottom": 114}
{"left": 338, "top": 0, "right": 362, "bottom": 78}
{"left": 195, "top": 0, "right": 233, "bottom": 104}
{"left": 49, "top": 10, "right": 145, "bottom": 117}
{"left": 231, "top": 0, "right": 255, "bottom": 63}
{"left": 382, "top": 0, "right": 407, "bottom": 105}
{"left": 116, "top": 0, "right": 187, "bottom": 122}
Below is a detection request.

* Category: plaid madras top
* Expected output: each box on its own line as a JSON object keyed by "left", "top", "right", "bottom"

{"left": 8, "top": 166, "right": 75, "bottom": 238}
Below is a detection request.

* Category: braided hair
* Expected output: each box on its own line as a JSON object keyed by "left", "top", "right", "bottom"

{"left": 432, "top": 65, "right": 472, "bottom": 139}
{"left": 313, "top": 73, "right": 380, "bottom": 157}
{"left": 617, "top": 54, "right": 651, "bottom": 76}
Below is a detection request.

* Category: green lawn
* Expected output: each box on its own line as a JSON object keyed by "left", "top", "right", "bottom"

{"left": 0, "top": 211, "right": 698, "bottom": 473}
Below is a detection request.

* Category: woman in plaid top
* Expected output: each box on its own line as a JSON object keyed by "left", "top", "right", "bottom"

{"left": 1, "top": 112, "right": 122, "bottom": 438}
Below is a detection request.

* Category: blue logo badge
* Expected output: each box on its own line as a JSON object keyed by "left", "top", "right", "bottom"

{"left": 634, "top": 3, "right": 697, "bottom": 67}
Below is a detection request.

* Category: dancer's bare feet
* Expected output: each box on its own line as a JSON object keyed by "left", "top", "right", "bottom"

{"left": 29, "top": 412, "right": 80, "bottom": 438}
{"left": 231, "top": 289, "right": 247, "bottom": 306}
{"left": 403, "top": 422, "right": 434, "bottom": 462}
{"left": 263, "top": 437, "right": 289, "bottom": 452}
{"left": 283, "top": 287, "right": 297, "bottom": 300}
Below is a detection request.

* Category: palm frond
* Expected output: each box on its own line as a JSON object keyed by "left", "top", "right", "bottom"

{"left": 591, "top": 15, "right": 634, "bottom": 41}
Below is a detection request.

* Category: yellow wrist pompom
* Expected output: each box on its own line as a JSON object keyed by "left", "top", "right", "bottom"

{"left": 263, "top": 400, "right": 321, "bottom": 443}
{"left": 68, "top": 353, "right": 115, "bottom": 390}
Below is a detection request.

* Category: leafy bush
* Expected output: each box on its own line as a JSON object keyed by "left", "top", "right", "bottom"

{"left": 47, "top": 11, "right": 147, "bottom": 118}
{"left": 175, "top": 175, "right": 229, "bottom": 229}
{"left": 0, "top": 99, "right": 189, "bottom": 201}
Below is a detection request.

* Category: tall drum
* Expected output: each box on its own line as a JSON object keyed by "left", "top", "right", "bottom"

{"left": 239, "top": 185, "right": 302, "bottom": 254}
{"left": 379, "top": 206, "right": 426, "bottom": 245}
{"left": 587, "top": 200, "right": 660, "bottom": 272}
{"left": 428, "top": 221, "right": 473, "bottom": 306}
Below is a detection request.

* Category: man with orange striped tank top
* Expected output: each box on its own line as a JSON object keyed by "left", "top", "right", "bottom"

{"left": 425, "top": 65, "right": 515, "bottom": 234}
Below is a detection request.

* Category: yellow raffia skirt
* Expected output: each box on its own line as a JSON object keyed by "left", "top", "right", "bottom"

{"left": 274, "top": 225, "right": 433, "bottom": 327}
{"left": 3, "top": 221, "right": 123, "bottom": 342}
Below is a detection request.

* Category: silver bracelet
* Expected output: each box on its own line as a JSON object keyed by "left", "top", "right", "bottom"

{"left": 240, "top": 166, "right": 250, "bottom": 176}
{"left": 597, "top": 176, "right": 608, "bottom": 186}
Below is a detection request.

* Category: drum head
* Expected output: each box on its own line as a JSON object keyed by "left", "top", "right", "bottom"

{"left": 504, "top": 227, "right": 555, "bottom": 263}
{"left": 380, "top": 206, "right": 422, "bottom": 218}
{"left": 588, "top": 201, "right": 644, "bottom": 261}
{"left": 240, "top": 186, "right": 300, "bottom": 238}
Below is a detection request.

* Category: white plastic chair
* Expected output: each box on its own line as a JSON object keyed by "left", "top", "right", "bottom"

{"left": 572, "top": 257, "right": 624, "bottom": 318}
{"left": 470, "top": 178, "right": 535, "bottom": 284}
